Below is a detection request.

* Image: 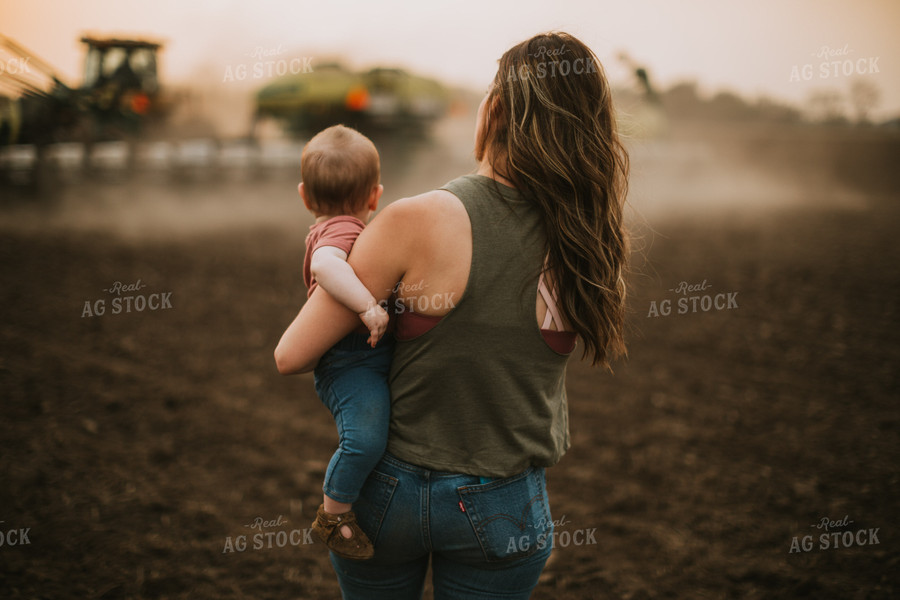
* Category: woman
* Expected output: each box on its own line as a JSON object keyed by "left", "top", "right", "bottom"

{"left": 275, "top": 31, "right": 628, "bottom": 599}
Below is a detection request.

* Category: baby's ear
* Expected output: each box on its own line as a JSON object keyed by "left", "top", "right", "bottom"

{"left": 299, "top": 182, "right": 313, "bottom": 210}
{"left": 369, "top": 184, "right": 384, "bottom": 211}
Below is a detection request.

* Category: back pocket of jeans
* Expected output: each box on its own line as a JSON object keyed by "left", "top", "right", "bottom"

{"left": 353, "top": 469, "right": 398, "bottom": 545}
{"left": 457, "top": 468, "right": 552, "bottom": 563}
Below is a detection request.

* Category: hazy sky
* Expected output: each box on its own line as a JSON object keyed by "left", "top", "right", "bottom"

{"left": 3, "top": 0, "right": 898, "bottom": 118}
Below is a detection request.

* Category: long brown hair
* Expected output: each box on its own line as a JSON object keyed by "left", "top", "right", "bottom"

{"left": 478, "top": 32, "right": 629, "bottom": 368}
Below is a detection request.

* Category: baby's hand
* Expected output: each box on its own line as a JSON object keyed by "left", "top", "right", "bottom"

{"left": 359, "top": 300, "right": 389, "bottom": 347}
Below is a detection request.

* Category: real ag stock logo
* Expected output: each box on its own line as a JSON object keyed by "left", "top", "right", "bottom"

{"left": 0, "top": 521, "right": 32, "bottom": 548}
{"left": 506, "top": 514, "right": 598, "bottom": 553}
{"left": 506, "top": 44, "right": 598, "bottom": 82}
{"left": 380, "top": 279, "right": 456, "bottom": 315}
{"left": 789, "top": 44, "right": 880, "bottom": 82}
{"left": 646, "top": 279, "right": 738, "bottom": 318}
{"left": 222, "top": 45, "right": 313, "bottom": 83}
{"left": 81, "top": 278, "right": 173, "bottom": 318}
{"left": 788, "top": 515, "right": 880, "bottom": 553}
{"left": 0, "top": 56, "right": 31, "bottom": 75}
{"left": 222, "top": 514, "right": 314, "bottom": 553}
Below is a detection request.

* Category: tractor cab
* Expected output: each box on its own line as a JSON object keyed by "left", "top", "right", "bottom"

{"left": 0, "top": 34, "right": 172, "bottom": 148}
{"left": 80, "top": 37, "right": 162, "bottom": 118}
{"left": 82, "top": 38, "right": 160, "bottom": 93}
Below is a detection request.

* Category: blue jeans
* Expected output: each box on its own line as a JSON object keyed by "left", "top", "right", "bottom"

{"left": 313, "top": 332, "right": 393, "bottom": 504}
{"left": 330, "top": 453, "right": 555, "bottom": 599}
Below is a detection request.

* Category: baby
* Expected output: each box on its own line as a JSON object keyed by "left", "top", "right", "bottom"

{"left": 298, "top": 125, "right": 391, "bottom": 560}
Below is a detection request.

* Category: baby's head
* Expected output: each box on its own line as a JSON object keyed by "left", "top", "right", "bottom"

{"left": 299, "top": 125, "right": 381, "bottom": 218}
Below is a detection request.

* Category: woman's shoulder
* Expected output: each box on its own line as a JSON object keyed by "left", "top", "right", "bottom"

{"left": 379, "top": 189, "right": 465, "bottom": 224}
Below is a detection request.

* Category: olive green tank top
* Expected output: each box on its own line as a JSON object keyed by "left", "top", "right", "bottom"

{"left": 387, "top": 174, "right": 572, "bottom": 478}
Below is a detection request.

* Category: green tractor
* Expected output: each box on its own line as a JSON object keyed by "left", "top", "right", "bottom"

{"left": 253, "top": 62, "right": 450, "bottom": 137}
{"left": 0, "top": 34, "right": 171, "bottom": 147}
{"left": 77, "top": 36, "right": 171, "bottom": 140}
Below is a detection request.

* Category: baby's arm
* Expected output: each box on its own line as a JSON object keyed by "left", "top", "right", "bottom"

{"left": 309, "top": 246, "right": 388, "bottom": 347}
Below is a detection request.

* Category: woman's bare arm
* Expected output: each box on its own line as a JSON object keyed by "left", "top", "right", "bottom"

{"left": 273, "top": 287, "right": 358, "bottom": 374}
{"left": 273, "top": 198, "right": 415, "bottom": 374}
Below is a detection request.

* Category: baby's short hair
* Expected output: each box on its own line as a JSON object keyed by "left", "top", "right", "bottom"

{"left": 301, "top": 125, "right": 380, "bottom": 214}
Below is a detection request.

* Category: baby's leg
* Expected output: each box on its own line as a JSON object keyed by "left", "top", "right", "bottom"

{"left": 316, "top": 346, "right": 392, "bottom": 510}
{"left": 314, "top": 346, "right": 391, "bottom": 552}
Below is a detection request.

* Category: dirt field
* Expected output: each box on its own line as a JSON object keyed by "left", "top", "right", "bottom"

{"left": 1, "top": 119, "right": 898, "bottom": 598}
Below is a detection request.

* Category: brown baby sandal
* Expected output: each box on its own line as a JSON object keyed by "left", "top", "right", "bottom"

{"left": 311, "top": 504, "right": 375, "bottom": 560}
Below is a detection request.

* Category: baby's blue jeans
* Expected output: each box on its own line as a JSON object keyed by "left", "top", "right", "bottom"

{"left": 313, "top": 331, "right": 393, "bottom": 504}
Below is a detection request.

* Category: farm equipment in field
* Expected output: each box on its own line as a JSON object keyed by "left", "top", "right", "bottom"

{"left": 253, "top": 62, "right": 450, "bottom": 137}
{"left": 0, "top": 34, "right": 172, "bottom": 148}
{"left": 75, "top": 36, "right": 172, "bottom": 139}
{"left": 614, "top": 51, "right": 666, "bottom": 138}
